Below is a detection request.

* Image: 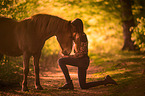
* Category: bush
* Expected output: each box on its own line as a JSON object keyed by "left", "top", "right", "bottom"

{"left": 0, "top": 0, "right": 40, "bottom": 20}
{"left": 132, "top": 17, "right": 145, "bottom": 50}
{"left": 0, "top": 56, "right": 23, "bottom": 87}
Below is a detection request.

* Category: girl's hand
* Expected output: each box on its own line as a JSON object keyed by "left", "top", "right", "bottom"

{"left": 62, "top": 55, "right": 69, "bottom": 57}
{"left": 62, "top": 55, "right": 75, "bottom": 58}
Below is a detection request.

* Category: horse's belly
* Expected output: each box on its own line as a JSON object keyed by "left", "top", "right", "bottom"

{"left": 0, "top": 47, "right": 22, "bottom": 56}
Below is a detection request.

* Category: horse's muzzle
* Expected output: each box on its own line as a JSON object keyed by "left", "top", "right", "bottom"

{"left": 62, "top": 50, "right": 70, "bottom": 56}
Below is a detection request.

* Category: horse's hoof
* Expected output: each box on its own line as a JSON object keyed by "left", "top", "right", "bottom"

{"left": 22, "top": 86, "right": 29, "bottom": 92}
{"left": 35, "top": 85, "right": 43, "bottom": 90}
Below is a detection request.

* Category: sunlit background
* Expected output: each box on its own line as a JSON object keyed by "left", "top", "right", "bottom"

{"left": 0, "top": 0, "right": 124, "bottom": 54}
{"left": 0, "top": 0, "right": 145, "bottom": 95}
{"left": 38, "top": 0, "right": 123, "bottom": 54}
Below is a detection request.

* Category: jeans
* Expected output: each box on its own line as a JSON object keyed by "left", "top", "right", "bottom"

{"left": 58, "top": 56, "right": 105, "bottom": 89}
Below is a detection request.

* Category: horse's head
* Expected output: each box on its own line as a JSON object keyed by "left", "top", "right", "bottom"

{"left": 56, "top": 21, "right": 75, "bottom": 56}
{"left": 56, "top": 18, "right": 85, "bottom": 56}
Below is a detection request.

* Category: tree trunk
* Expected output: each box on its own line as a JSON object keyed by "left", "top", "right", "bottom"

{"left": 120, "top": 0, "right": 136, "bottom": 51}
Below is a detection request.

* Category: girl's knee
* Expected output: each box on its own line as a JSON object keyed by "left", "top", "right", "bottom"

{"left": 58, "top": 58, "right": 65, "bottom": 66}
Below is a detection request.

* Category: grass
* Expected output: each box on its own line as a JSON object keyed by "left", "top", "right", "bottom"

{"left": 0, "top": 51, "right": 145, "bottom": 96}
{"left": 92, "top": 51, "right": 145, "bottom": 96}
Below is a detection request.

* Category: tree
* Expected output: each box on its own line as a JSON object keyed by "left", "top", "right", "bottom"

{"left": 92, "top": 0, "right": 137, "bottom": 51}
{"left": 119, "top": 0, "right": 136, "bottom": 50}
{"left": 98, "top": 0, "right": 145, "bottom": 51}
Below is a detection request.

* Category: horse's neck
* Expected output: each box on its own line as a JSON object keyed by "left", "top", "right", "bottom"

{"left": 40, "top": 26, "right": 60, "bottom": 41}
{"left": 28, "top": 16, "right": 68, "bottom": 41}
{"left": 42, "top": 21, "right": 67, "bottom": 40}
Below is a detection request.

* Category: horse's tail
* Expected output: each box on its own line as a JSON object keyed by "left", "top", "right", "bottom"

{"left": 0, "top": 54, "right": 3, "bottom": 61}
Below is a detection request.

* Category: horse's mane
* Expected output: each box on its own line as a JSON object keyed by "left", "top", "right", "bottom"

{"left": 23, "top": 14, "right": 71, "bottom": 36}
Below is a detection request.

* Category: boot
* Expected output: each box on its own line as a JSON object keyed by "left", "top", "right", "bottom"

{"left": 104, "top": 75, "right": 118, "bottom": 86}
{"left": 58, "top": 80, "right": 74, "bottom": 90}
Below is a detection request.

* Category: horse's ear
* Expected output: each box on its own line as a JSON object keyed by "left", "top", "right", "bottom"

{"left": 71, "top": 18, "right": 84, "bottom": 33}
{"left": 68, "top": 21, "right": 72, "bottom": 33}
{"left": 68, "top": 21, "right": 72, "bottom": 28}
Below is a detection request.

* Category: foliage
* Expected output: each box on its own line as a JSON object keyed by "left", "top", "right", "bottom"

{"left": 131, "top": 0, "right": 145, "bottom": 50}
{"left": 0, "top": 0, "right": 40, "bottom": 20}
{"left": 0, "top": 0, "right": 40, "bottom": 86}
{"left": 0, "top": 56, "right": 23, "bottom": 86}
{"left": 40, "top": 37, "right": 61, "bottom": 71}
{"left": 39, "top": 0, "right": 123, "bottom": 53}
{"left": 132, "top": 0, "right": 145, "bottom": 18}
{"left": 0, "top": 0, "right": 124, "bottom": 85}
{"left": 42, "top": 37, "right": 60, "bottom": 56}
{"left": 0, "top": 0, "right": 145, "bottom": 95}
{"left": 132, "top": 17, "right": 145, "bottom": 50}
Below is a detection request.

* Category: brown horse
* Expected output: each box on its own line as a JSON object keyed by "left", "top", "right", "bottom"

{"left": 0, "top": 14, "right": 77, "bottom": 91}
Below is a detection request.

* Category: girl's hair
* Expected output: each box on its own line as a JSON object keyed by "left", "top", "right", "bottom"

{"left": 80, "top": 34, "right": 87, "bottom": 42}
{"left": 71, "top": 18, "right": 84, "bottom": 34}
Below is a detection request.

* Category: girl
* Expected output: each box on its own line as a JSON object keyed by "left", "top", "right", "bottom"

{"left": 58, "top": 19, "right": 117, "bottom": 90}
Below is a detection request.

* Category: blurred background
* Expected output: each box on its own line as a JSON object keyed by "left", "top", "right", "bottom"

{"left": 0, "top": 0, "right": 145, "bottom": 92}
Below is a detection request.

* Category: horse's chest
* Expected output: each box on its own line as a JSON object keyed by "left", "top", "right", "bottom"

{"left": 0, "top": 35, "right": 22, "bottom": 56}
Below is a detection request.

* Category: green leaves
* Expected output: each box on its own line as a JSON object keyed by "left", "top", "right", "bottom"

{"left": 132, "top": 17, "right": 145, "bottom": 49}
{"left": 0, "top": 0, "right": 40, "bottom": 20}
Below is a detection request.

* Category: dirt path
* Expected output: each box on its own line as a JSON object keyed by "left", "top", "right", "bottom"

{"left": 0, "top": 65, "right": 114, "bottom": 96}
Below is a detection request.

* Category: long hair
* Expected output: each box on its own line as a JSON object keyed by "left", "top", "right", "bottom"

{"left": 71, "top": 18, "right": 88, "bottom": 52}
{"left": 71, "top": 18, "right": 84, "bottom": 34}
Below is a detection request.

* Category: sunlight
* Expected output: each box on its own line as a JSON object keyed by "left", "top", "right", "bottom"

{"left": 92, "top": 68, "right": 131, "bottom": 79}
{"left": 1, "top": 0, "right": 145, "bottom": 95}
{"left": 36, "top": 0, "right": 122, "bottom": 54}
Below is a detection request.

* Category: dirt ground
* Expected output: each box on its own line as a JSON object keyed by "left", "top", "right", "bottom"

{"left": 0, "top": 65, "right": 116, "bottom": 96}
{"left": 1, "top": 52, "right": 145, "bottom": 96}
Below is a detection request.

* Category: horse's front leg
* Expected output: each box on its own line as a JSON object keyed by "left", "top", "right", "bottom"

{"left": 33, "top": 52, "right": 43, "bottom": 90}
{"left": 22, "top": 52, "right": 30, "bottom": 91}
